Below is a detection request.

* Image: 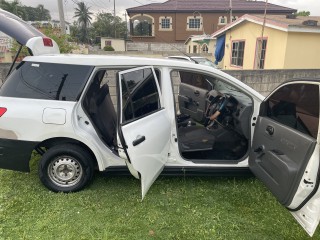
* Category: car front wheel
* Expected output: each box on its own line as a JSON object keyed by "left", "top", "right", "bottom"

{"left": 39, "top": 144, "right": 94, "bottom": 192}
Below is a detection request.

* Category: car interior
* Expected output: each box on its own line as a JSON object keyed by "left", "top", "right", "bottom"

{"left": 82, "top": 68, "right": 254, "bottom": 163}
{"left": 172, "top": 70, "right": 253, "bottom": 162}
{"left": 82, "top": 69, "right": 117, "bottom": 148}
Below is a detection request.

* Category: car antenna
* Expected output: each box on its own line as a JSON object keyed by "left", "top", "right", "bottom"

{"left": 153, "top": 33, "right": 199, "bottom": 64}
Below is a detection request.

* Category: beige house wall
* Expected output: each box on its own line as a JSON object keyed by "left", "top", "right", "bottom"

{"left": 185, "top": 39, "right": 216, "bottom": 54}
{"left": 101, "top": 38, "right": 126, "bottom": 51}
{"left": 284, "top": 32, "right": 320, "bottom": 69}
{"left": 223, "top": 21, "right": 288, "bottom": 70}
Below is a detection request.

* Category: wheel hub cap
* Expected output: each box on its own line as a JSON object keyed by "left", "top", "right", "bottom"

{"left": 48, "top": 156, "right": 83, "bottom": 187}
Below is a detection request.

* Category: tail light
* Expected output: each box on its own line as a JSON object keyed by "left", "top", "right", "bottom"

{"left": 43, "top": 37, "right": 53, "bottom": 47}
{"left": 0, "top": 107, "right": 7, "bottom": 117}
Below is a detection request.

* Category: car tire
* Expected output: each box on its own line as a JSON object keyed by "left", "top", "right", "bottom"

{"left": 39, "top": 144, "right": 94, "bottom": 193}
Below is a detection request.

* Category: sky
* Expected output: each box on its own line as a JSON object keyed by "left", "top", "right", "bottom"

{"left": 17, "top": 0, "right": 320, "bottom": 22}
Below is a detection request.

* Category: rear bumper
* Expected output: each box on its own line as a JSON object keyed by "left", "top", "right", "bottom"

{"left": 0, "top": 138, "right": 38, "bottom": 172}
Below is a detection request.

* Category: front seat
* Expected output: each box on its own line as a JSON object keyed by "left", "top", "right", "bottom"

{"left": 94, "top": 84, "right": 117, "bottom": 147}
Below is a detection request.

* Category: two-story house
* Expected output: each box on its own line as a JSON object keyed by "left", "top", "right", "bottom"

{"left": 126, "top": 0, "right": 296, "bottom": 44}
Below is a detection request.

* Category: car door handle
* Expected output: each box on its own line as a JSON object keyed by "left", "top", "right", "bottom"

{"left": 266, "top": 126, "right": 274, "bottom": 135}
{"left": 254, "top": 145, "right": 265, "bottom": 153}
{"left": 194, "top": 90, "right": 200, "bottom": 96}
{"left": 132, "top": 135, "right": 146, "bottom": 146}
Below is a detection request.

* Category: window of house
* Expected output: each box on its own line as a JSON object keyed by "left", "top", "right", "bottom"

{"left": 193, "top": 45, "right": 197, "bottom": 53}
{"left": 232, "top": 16, "right": 238, "bottom": 22}
{"left": 231, "top": 41, "right": 245, "bottom": 67}
{"left": 187, "top": 16, "right": 203, "bottom": 31}
{"left": 255, "top": 38, "right": 267, "bottom": 69}
{"left": 159, "top": 16, "right": 172, "bottom": 30}
{"left": 202, "top": 44, "right": 208, "bottom": 53}
{"left": 105, "top": 40, "right": 112, "bottom": 46}
{"left": 265, "top": 83, "right": 319, "bottom": 138}
{"left": 218, "top": 16, "right": 227, "bottom": 25}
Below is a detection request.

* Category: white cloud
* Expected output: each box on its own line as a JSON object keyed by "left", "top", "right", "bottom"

{"left": 268, "top": 0, "right": 320, "bottom": 15}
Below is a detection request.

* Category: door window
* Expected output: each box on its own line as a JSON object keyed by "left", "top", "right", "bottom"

{"left": 265, "top": 83, "right": 319, "bottom": 138}
{"left": 120, "top": 67, "right": 161, "bottom": 123}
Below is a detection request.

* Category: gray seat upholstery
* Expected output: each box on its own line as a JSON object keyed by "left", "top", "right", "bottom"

{"left": 93, "top": 84, "right": 117, "bottom": 146}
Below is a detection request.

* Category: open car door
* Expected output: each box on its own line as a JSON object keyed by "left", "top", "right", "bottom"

{"left": 249, "top": 81, "right": 320, "bottom": 236}
{"left": 117, "top": 66, "right": 171, "bottom": 199}
{"left": 0, "top": 9, "right": 59, "bottom": 55}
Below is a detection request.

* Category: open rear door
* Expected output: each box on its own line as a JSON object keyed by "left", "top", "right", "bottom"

{"left": 0, "top": 9, "right": 59, "bottom": 55}
{"left": 249, "top": 81, "right": 320, "bottom": 236}
{"left": 117, "top": 66, "right": 171, "bottom": 199}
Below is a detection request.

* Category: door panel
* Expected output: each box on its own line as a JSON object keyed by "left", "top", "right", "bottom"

{"left": 121, "top": 109, "right": 170, "bottom": 198}
{"left": 249, "top": 82, "right": 320, "bottom": 236}
{"left": 117, "top": 66, "right": 171, "bottom": 199}
{"left": 178, "top": 83, "right": 208, "bottom": 123}
{"left": 249, "top": 116, "right": 316, "bottom": 205}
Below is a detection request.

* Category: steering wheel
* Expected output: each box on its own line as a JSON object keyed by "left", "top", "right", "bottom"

{"left": 205, "top": 94, "right": 228, "bottom": 127}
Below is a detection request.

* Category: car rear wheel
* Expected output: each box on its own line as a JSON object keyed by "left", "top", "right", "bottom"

{"left": 39, "top": 144, "right": 94, "bottom": 192}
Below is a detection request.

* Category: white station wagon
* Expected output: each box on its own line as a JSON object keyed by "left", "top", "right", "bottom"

{"left": 0, "top": 9, "right": 319, "bottom": 236}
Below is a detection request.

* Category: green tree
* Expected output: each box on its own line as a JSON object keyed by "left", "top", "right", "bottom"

{"left": 43, "top": 28, "right": 74, "bottom": 53}
{"left": 296, "top": 11, "right": 311, "bottom": 16}
{"left": 74, "top": 1, "right": 93, "bottom": 43}
{"left": 0, "top": 0, "right": 26, "bottom": 19}
{"left": 92, "top": 12, "right": 127, "bottom": 39}
{"left": 0, "top": 0, "right": 51, "bottom": 21}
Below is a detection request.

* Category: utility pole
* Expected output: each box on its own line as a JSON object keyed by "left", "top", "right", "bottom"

{"left": 229, "top": 0, "right": 233, "bottom": 23}
{"left": 57, "top": 0, "right": 66, "bottom": 34}
{"left": 114, "top": 0, "right": 116, "bottom": 38}
{"left": 124, "top": 12, "right": 128, "bottom": 51}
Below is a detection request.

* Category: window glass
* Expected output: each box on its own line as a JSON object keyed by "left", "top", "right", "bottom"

{"left": 161, "top": 18, "right": 170, "bottom": 29}
{"left": 231, "top": 41, "right": 245, "bottom": 67}
{"left": 121, "top": 68, "right": 161, "bottom": 123}
{"left": 179, "top": 71, "right": 214, "bottom": 90}
{"left": 0, "top": 61, "right": 93, "bottom": 101}
{"left": 255, "top": 39, "right": 267, "bottom": 69}
{"left": 266, "top": 83, "right": 319, "bottom": 138}
{"left": 189, "top": 18, "right": 201, "bottom": 29}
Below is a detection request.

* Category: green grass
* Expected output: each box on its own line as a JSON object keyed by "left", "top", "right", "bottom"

{"left": 0, "top": 155, "right": 319, "bottom": 240}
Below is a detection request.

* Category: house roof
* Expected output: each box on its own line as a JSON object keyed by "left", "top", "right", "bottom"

{"left": 211, "top": 14, "right": 320, "bottom": 37}
{"left": 127, "top": 0, "right": 296, "bottom": 14}
{"left": 185, "top": 34, "right": 215, "bottom": 44}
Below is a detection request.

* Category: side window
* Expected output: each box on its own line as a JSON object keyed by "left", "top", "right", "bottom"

{"left": 266, "top": 83, "right": 319, "bottom": 138}
{"left": 0, "top": 61, "right": 93, "bottom": 101}
{"left": 179, "top": 71, "right": 213, "bottom": 91}
{"left": 120, "top": 68, "right": 161, "bottom": 123}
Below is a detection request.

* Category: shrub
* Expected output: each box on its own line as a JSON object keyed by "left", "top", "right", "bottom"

{"left": 103, "top": 45, "right": 115, "bottom": 51}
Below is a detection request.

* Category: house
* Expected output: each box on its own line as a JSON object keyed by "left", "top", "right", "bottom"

{"left": 0, "top": 31, "right": 12, "bottom": 62}
{"left": 100, "top": 38, "right": 126, "bottom": 51}
{"left": 212, "top": 14, "right": 320, "bottom": 70}
{"left": 126, "top": 0, "right": 296, "bottom": 44}
{"left": 184, "top": 34, "right": 216, "bottom": 54}
{"left": 28, "top": 20, "right": 71, "bottom": 35}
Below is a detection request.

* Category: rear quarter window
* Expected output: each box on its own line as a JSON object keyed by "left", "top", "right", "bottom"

{"left": 0, "top": 62, "right": 94, "bottom": 101}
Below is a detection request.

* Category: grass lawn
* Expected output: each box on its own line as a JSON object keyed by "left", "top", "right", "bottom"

{"left": 0, "top": 155, "right": 319, "bottom": 240}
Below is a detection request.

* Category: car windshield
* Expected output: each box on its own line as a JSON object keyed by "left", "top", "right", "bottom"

{"left": 193, "top": 58, "right": 216, "bottom": 68}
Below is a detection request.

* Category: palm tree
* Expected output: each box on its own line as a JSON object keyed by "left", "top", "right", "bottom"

{"left": 74, "top": 2, "right": 93, "bottom": 43}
